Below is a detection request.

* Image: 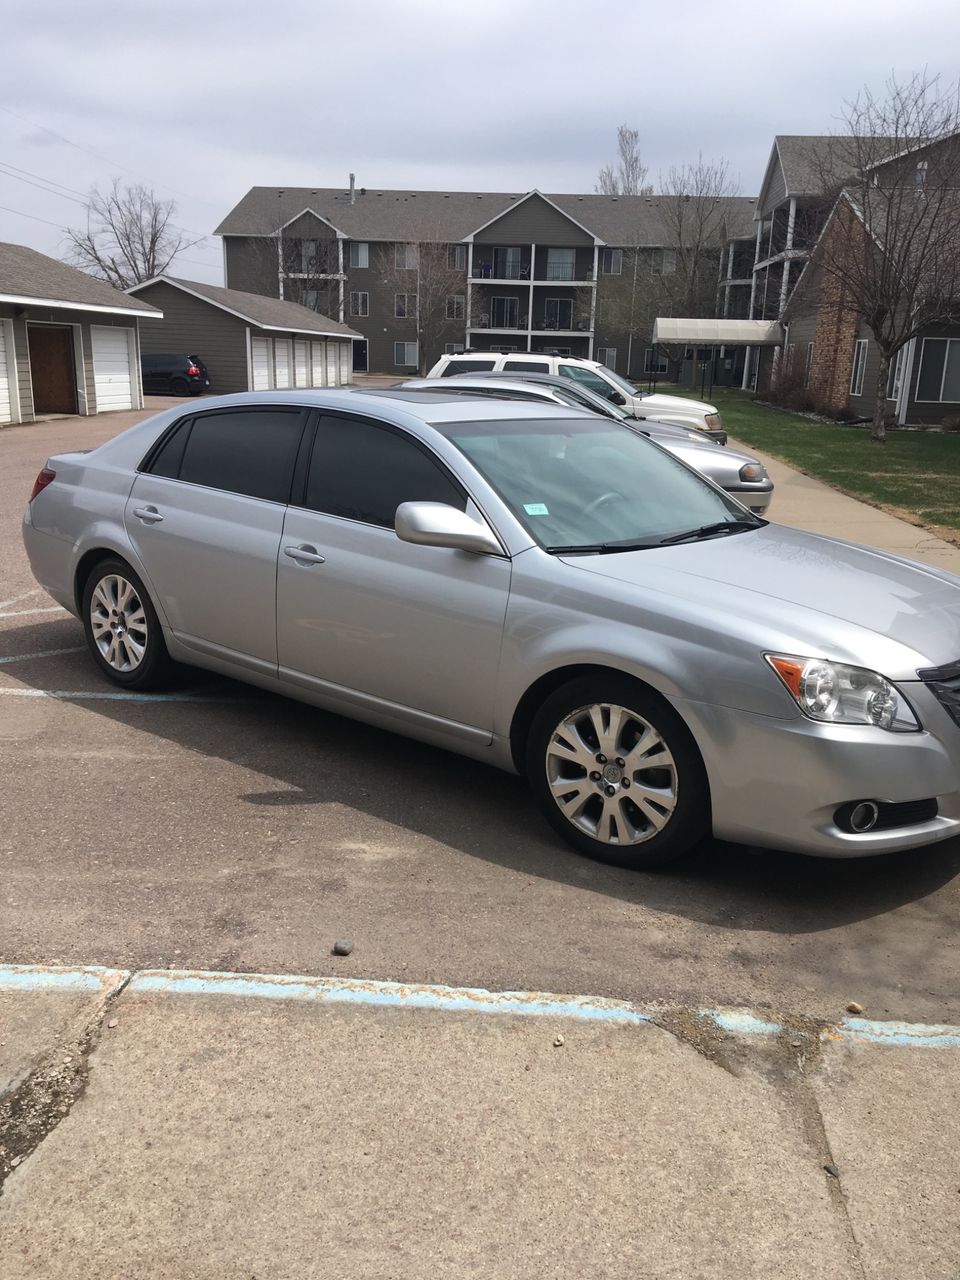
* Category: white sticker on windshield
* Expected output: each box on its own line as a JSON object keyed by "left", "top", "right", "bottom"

{"left": 523, "top": 503, "right": 550, "bottom": 516}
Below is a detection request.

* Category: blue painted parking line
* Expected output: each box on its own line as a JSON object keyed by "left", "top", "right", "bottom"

{"left": 2, "top": 963, "right": 959, "bottom": 1048}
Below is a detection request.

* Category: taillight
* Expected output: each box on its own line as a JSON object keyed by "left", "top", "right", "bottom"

{"left": 29, "top": 468, "right": 56, "bottom": 502}
{"left": 186, "top": 363, "right": 200, "bottom": 376}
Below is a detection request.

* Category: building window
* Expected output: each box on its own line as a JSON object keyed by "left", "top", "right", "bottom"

{"left": 490, "top": 296, "right": 520, "bottom": 329}
{"left": 804, "top": 342, "right": 814, "bottom": 388}
{"left": 446, "top": 295, "right": 465, "bottom": 320}
{"left": 596, "top": 347, "right": 617, "bottom": 370}
{"left": 916, "top": 337, "right": 960, "bottom": 402}
{"left": 349, "top": 291, "right": 369, "bottom": 318}
{"left": 544, "top": 298, "right": 572, "bottom": 330}
{"left": 448, "top": 244, "right": 467, "bottom": 271}
{"left": 394, "top": 341, "right": 419, "bottom": 366}
{"left": 849, "top": 338, "right": 868, "bottom": 396}
{"left": 490, "top": 345, "right": 519, "bottom": 353}
{"left": 395, "top": 293, "right": 417, "bottom": 319}
{"left": 650, "top": 248, "right": 677, "bottom": 275}
{"left": 887, "top": 345, "right": 907, "bottom": 400}
{"left": 644, "top": 347, "right": 668, "bottom": 375}
{"left": 545, "top": 248, "right": 576, "bottom": 281}
{"left": 349, "top": 242, "right": 369, "bottom": 269}
{"left": 303, "top": 291, "right": 319, "bottom": 310}
{"left": 600, "top": 248, "right": 623, "bottom": 275}
{"left": 445, "top": 342, "right": 465, "bottom": 354}
{"left": 395, "top": 243, "right": 418, "bottom": 270}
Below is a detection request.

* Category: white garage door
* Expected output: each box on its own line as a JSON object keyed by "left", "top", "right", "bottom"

{"left": 326, "top": 343, "right": 338, "bottom": 386}
{"left": 339, "top": 343, "right": 352, "bottom": 385}
{"left": 274, "top": 340, "right": 292, "bottom": 388}
{"left": 310, "top": 341, "right": 326, "bottom": 386}
{"left": 251, "top": 336, "right": 271, "bottom": 390}
{"left": 294, "top": 340, "right": 309, "bottom": 387}
{"left": 91, "top": 326, "right": 134, "bottom": 412}
{"left": 0, "top": 323, "right": 12, "bottom": 424}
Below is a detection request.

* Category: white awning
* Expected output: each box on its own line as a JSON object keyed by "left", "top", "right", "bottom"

{"left": 652, "top": 318, "right": 784, "bottom": 346}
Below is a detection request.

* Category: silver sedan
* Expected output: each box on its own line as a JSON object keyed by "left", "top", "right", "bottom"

{"left": 22, "top": 390, "right": 960, "bottom": 869}
{"left": 397, "top": 375, "right": 774, "bottom": 514}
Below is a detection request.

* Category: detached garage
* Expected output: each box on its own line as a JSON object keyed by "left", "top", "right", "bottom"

{"left": 0, "top": 241, "right": 160, "bottom": 426}
{"left": 128, "top": 276, "right": 360, "bottom": 394}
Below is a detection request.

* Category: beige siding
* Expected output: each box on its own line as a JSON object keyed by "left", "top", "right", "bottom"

{"left": 474, "top": 194, "right": 594, "bottom": 246}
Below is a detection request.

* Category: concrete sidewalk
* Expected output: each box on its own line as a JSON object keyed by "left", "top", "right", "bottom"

{"left": 1, "top": 970, "right": 958, "bottom": 1278}
{"left": 731, "top": 435, "right": 960, "bottom": 576}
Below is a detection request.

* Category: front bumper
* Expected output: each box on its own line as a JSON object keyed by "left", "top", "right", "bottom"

{"left": 671, "top": 687, "right": 960, "bottom": 857}
{"left": 725, "top": 483, "right": 773, "bottom": 516}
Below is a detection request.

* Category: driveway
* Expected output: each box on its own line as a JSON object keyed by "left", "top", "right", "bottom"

{"left": 1, "top": 401, "right": 959, "bottom": 1025}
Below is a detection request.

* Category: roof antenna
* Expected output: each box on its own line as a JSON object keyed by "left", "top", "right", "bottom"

{"left": 349, "top": 173, "right": 356, "bottom": 205}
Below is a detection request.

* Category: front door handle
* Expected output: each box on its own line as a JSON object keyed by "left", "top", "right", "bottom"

{"left": 283, "top": 544, "right": 326, "bottom": 565}
{"left": 133, "top": 506, "right": 164, "bottom": 524}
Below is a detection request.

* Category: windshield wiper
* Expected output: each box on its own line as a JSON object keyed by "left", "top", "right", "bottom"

{"left": 657, "top": 518, "right": 767, "bottom": 546}
{"left": 545, "top": 540, "right": 661, "bottom": 555}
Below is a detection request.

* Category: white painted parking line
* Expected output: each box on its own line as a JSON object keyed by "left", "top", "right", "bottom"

{"left": 0, "top": 686, "right": 239, "bottom": 706}
{"left": 0, "top": 606, "right": 68, "bottom": 619}
{"left": 0, "top": 588, "right": 42, "bottom": 610}
{"left": 0, "top": 646, "right": 85, "bottom": 665}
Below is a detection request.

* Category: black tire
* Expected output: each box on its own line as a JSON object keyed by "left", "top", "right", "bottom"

{"left": 81, "top": 557, "right": 173, "bottom": 691}
{"left": 525, "top": 674, "right": 710, "bottom": 870}
{"left": 170, "top": 376, "right": 189, "bottom": 396}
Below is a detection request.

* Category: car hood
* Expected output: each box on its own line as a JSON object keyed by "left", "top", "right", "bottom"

{"left": 560, "top": 524, "right": 960, "bottom": 676}
{"left": 637, "top": 392, "right": 718, "bottom": 415}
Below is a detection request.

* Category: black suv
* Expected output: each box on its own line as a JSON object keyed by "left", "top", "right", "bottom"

{"left": 141, "top": 353, "right": 209, "bottom": 396}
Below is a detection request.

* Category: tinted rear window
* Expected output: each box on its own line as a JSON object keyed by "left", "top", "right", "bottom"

{"left": 441, "top": 359, "right": 496, "bottom": 376}
{"left": 502, "top": 360, "right": 550, "bottom": 373}
{"left": 175, "top": 409, "right": 304, "bottom": 503}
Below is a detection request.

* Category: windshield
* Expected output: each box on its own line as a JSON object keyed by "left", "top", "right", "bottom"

{"left": 550, "top": 383, "right": 630, "bottom": 420}
{"left": 440, "top": 417, "right": 750, "bottom": 551}
{"left": 596, "top": 366, "right": 643, "bottom": 396}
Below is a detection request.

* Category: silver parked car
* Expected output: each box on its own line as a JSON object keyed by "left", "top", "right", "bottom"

{"left": 23, "top": 390, "right": 960, "bottom": 869}
{"left": 398, "top": 375, "right": 773, "bottom": 514}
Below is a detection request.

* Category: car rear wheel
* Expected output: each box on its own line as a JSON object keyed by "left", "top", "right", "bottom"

{"left": 170, "top": 376, "right": 189, "bottom": 396}
{"left": 81, "top": 558, "right": 172, "bottom": 690}
{"left": 526, "top": 675, "right": 710, "bottom": 869}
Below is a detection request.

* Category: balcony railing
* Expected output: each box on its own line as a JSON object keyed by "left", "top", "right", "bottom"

{"left": 472, "top": 262, "right": 529, "bottom": 280}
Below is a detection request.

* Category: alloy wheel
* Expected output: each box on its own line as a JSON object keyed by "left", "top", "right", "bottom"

{"left": 545, "top": 702, "right": 678, "bottom": 845}
{"left": 89, "top": 573, "right": 148, "bottom": 672}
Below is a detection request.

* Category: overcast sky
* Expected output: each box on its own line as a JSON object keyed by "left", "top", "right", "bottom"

{"left": 2, "top": 0, "right": 958, "bottom": 285}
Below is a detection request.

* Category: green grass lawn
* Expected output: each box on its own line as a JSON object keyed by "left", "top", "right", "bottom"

{"left": 702, "top": 388, "right": 960, "bottom": 539}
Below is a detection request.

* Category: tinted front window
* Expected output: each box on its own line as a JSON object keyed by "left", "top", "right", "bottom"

{"left": 440, "top": 418, "right": 745, "bottom": 550}
{"left": 305, "top": 415, "right": 465, "bottom": 527}
{"left": 441, "top": 359, "right": 496, "bottom": 376}
{"left": 558, "top": 364, "right": 618, "bottom": 398}
{"left": 176, "top": 409, "right": 304, "bottom": 503}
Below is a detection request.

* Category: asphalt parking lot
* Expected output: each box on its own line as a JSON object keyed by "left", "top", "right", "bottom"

{"left": 3, "top": 400, "right": 960, "bottom": 1026}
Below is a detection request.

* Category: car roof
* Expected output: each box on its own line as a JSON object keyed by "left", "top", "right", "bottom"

{"left": 399, "top": 376, "right": 564, "bottom": 397}
{"left": 448, "top": 370, "right": 601, "bottom": 390}
{"left": 441, "top": 352, "right": 603, "bottom": 369}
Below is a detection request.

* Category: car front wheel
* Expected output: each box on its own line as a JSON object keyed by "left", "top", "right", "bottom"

{"left": 526, "top": 675, "right": 710, "bottom": 869}
{"left": 81, "top": 558, "right": 172, "bottom": 690}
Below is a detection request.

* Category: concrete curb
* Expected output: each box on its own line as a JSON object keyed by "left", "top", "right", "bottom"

{"left": 2, "top": 964, "right": 959, "bottom": 1048}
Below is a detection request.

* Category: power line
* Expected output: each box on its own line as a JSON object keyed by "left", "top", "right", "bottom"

{"left": 0, "top": 162, "right": 88, "bottom": 206}
{"left": 0, "top": 204, "right": 66, "bottom": 230}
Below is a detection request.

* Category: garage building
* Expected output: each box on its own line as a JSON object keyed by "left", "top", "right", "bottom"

{"left": 0, "top": 241, "right": 161, "bottom": 426}
{"left": 128, "top": 276, "right": 360, "bottom": 393}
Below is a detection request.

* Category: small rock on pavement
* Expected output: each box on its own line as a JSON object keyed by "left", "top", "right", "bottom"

{"left": 332, "top": 939, "right": 354, "bottom": 956}
{"left": 553, "top": 1034, "right": 565, "bottom": 1048}
{"left": 846, "top": 1001, "right": 864, "bottom": 1015}
{"left": 823, "top": 1163, "right": 840, "bottom": 1179}
{"left": 107, "top": 1018, "right": 119, "bottom": 1029}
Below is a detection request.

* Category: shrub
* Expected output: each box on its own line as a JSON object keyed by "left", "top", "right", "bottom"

{"left": 942, "top": 414, "right": 960, "bottom": 433}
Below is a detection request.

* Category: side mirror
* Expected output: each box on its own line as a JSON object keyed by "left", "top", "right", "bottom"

{"left": 609, "top": 391, "right": 627, "bottom": 406}
{"left": 395, "top": 502, "right": 503, "bottom": 556}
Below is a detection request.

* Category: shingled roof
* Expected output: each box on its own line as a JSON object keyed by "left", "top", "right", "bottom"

{"left": 128, "top": 276, "right": 361, "bottom": 339}
{"left": 0, "top": 241, "right": 160, "bottom": 316}
{"left": 215, "top": 187, "right": 759, "bottom": 248}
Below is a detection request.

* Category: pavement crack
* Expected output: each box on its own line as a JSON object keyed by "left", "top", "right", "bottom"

{"left": 0, "top": 976, "right": 129, "bottom": 1193}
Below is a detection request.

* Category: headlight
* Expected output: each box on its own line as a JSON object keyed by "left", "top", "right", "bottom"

{"left": 738, "top": 462, "right": 768, "bottom": 483}
{"left": 705, "top": 413, "right": 723, "bottom": 428}
{"left": 766, "top": 654, "right": 921, "bottom": 732}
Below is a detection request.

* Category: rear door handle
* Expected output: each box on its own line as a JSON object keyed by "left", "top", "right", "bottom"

{"left": 283, "top": 544, "right": 326, "bottom": 565}
{"left": 133, "top": 506, "right": 164, "bottom": 524}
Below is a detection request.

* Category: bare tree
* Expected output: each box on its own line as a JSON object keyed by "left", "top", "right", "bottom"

{"left": 810, "top": 71, "right": 960, "bottom": 441}
{"left": 378, "top": 237, "right": 467, "bottom": 373}
{"left": 65, "top": 180, "right": 201, "bottom": 289}
{"left": 596, "top": 125, "right": 651, "bottom": 196}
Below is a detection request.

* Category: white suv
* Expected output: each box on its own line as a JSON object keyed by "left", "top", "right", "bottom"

{"left": 426, "top": 352, "right": 725, "bottom": 440}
